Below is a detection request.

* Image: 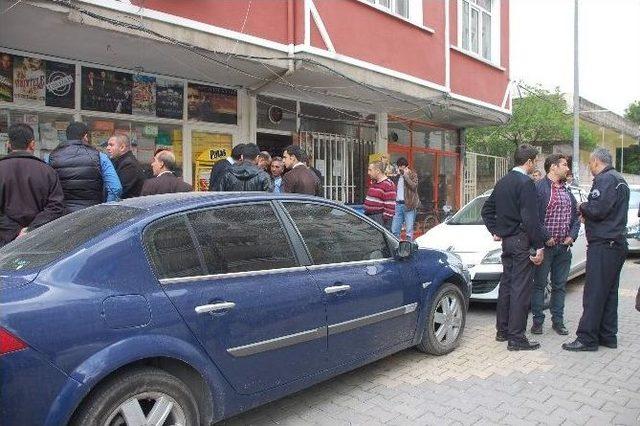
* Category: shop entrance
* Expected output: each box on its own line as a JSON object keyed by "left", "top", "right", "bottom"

{"left": 257, "top": 132, "right": 292, "bottom": 157}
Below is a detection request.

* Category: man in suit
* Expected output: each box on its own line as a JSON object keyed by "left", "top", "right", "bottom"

{"left": 140, "top": 150, "right": 191, "bottom": 196}
{"left": 282, "top": 145, "right": 322, "bottom": 196}
{"left": 208, "top": 143, "right": 244, "bottom": 191}
{"left": 481, "top": 144, "right": 545, "bottom": 351}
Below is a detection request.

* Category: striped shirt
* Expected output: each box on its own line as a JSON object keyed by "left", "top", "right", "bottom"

{"left": 364, "top": 178, "right": 396, "bottom": 220}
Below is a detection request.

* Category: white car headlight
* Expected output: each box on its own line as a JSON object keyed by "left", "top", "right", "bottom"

{"left": 481, "top": 248, "right": 503, "bottom": 264}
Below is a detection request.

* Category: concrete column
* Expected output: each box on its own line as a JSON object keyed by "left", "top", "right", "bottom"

{"left": 238, "top": 89, "right": 257, "bottom": 145}
{"left": 376, "top": 113, "right": 388, "bottom": 154}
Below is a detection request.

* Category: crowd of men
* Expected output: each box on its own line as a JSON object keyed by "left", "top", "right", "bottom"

{"left": 0, "top": 122, "right": 323, "bottom": 247}
{"left": 481, "top": 144, "right": 631, "bottom": 352}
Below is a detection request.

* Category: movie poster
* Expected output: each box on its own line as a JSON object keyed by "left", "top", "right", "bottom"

{"left": 13, "top": 56, "right": 46, "bottom": 104}
{"left": 0, "top": 53, "right": 12, "bottom": 102}
{"left": 81, "top": 67, "right": 132, "bottom": 114}
{"left": 156, "top": 78, "right": 184, "bottom": 119}
{"left": 187, "top": 83, "right": 237, "bottom": 124}
{"left": 45, "top": 61, "right": 75, "bottom": 109}
{"left": 132, "top": 74, "right": 156, "bottom": 116}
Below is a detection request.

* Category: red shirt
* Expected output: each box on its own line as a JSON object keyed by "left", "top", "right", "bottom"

{"left": 364, "top": 178, "right": 396, "bottom": 220}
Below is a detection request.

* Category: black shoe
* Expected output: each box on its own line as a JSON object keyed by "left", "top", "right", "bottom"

{"left": 552, "top": 323, "right": 569, "bottom": 335}
{"left": 507, "top": 338, "right": 541, "bottom": 351}
{"left": 531, "top": 323, "right": 543, "bottom": 334}
{"left": 562, "top": 339, "right": 598, "bottom": 352}
{"left": 599, "top": 340, "right": 618, "bottom": 349}
{"left": 496, "top": 331, "right": 508, "bottom": 342}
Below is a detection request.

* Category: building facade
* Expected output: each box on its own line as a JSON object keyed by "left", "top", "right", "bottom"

{"left": 0, "top": 0, "right": 511, "bottom": 222}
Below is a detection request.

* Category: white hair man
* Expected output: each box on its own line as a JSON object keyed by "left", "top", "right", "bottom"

{"left": 140, "top": 150, "right": 191, "bottom": 196}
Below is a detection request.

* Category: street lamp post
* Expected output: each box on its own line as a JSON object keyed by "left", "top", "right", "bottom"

{"left": 572, "top": 0, "right": 580, "bottom": 184}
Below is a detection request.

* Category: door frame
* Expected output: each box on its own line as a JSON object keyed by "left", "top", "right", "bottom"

{"left": 183, "top": 122, "right": 239, "bottom": 186}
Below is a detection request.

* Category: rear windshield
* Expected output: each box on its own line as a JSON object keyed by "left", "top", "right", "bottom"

{"left": 447, "top": 196, "right": 487, "bottom": 225}
{"left": 0, "top": 205, "right": 144, "bottom": 272}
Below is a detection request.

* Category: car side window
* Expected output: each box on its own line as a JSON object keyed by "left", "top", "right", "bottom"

{"left": 145, "top": 214, "right": 204, "bottom": 279}
{"left": 283, "top": 202, "right": 391, "bottom": 265}
{"left": 187, "top": 203, "right": 297, "bottom": 274}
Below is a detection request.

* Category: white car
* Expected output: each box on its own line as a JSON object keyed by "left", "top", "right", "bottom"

{"left": 415, "top": 188, "right": 589, "bottom": 303}
{"left": 625, "top": 185, "right": 640, "bottom": 252}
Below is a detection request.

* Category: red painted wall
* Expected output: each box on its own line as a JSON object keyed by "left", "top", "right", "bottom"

{"left": 131, "top": 0, "right": 290, "bottom": 44}
{"left": 449, "top": 0, "right": 509, "bottom": 107}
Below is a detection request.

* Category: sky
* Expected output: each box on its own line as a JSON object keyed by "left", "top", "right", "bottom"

{"left": 510, "top": 0, "right": 640, "bottom": 116}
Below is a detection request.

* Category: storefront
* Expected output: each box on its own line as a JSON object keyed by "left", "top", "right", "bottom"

{"left": 0, "top": 48, "right": 240, "bottom": 190}
{"left": 387, "top": 117, "right": 461, "bottom": 233}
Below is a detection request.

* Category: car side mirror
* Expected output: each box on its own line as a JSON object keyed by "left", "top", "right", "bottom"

{"left": 397, "top": 241, "right": 417, "bottom": 258}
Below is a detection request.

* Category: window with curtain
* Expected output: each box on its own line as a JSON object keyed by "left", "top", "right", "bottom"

{"left": 461, "top": 0, "right": 493, "bottom": 61}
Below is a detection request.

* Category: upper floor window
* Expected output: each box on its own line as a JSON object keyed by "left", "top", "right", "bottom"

{"left": 461, "top": 0, "right": 493, "bottom": 61}
{"left": 366, "top": 0, "right": 411, "bottom": 20}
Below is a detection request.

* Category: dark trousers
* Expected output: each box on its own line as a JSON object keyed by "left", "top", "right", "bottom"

{"left": 532, "top": 244, "right": 572, "bottom": 326}
{"left": 576, "top": 241, "right": 627, "bottom": 346}
{"left": 498, "top": 233, "right": 535, "bottom": 342}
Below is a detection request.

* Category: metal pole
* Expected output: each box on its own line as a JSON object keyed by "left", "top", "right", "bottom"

{"left": 572, "top": 0, "right": 580, "bottom": 183}
{"left": 621, "top": 133, "right": 624, "bottom": 173}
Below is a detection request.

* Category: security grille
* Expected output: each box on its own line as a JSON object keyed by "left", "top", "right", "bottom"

{"left": 299, "top": 132, "right": 376, "bottom": 204}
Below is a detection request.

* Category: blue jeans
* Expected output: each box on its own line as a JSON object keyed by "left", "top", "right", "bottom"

{"left": 391, "top": 203, "right": 416, "bottom": 241}
{"left": 531, "top": 244, "right": 572, "bottom": 326}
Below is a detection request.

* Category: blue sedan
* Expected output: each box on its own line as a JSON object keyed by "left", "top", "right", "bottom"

{"left": 0, "top": 193, "right": 470, "bottom": 425}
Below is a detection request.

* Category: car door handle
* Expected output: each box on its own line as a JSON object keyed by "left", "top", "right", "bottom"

{"left": 324, "top": 285, "right": 351, "bottom": 294}
{"left": 195, "top": 302, "right": 236, "bottom": 314}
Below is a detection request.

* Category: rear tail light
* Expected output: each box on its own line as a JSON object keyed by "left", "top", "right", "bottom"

{"left": 0, "top": 327, "right": 28, "bottom": 355}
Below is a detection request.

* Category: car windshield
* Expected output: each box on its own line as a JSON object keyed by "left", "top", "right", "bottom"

{"left": 447, "top": 196, "right": 487, "bottom": 225}
{"left": 629, "top": 189, "right": 640, "bottom": 209}
{"left": 0, "top": 205, "right": 144, "bottom": 272}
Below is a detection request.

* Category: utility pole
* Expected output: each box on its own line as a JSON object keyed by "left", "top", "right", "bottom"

{"left": 572, "top": 0, "right": 580, "bottom": 183}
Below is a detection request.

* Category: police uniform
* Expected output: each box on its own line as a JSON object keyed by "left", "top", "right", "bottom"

{"left": 575, "top": 166, "right": 629, "bottom": 348}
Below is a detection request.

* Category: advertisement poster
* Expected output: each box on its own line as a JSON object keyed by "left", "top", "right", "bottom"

{"left": 156, "top": 78, "right": 183, "bottom": 119}
{"left": 187, "top": 83, "right": 237, "bottom": 124}
{"left": 13, "top": 56, "right": 46, "bottom": 104}
{"left": 81, "top": 67, "right": 132, "bottom": 114}
{"left": 45, "top": 61, "right": 75, "bottom": 109}
{"left": 132, "top": 75, "right": 156, "bottom": 116}
{"left": 0, "top": 53, "right": 13, "bottom": 102}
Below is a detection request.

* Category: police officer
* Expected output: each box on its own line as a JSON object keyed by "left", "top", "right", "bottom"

{"left": 563, "top": 148, "right": 629, "bottom": 351}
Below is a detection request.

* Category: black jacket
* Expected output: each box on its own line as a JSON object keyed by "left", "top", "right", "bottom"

{"left": 49, "top": 140, "right": 103, "bottom": 213}
{"left": 535, "top": 176, "right": 580, "bottom": 242}
{"left": 140, "top": 172, "right": 192, "bottom": 196}
{"left": 218, "top": 161, "right": 274, "bottom": 192}
{"left": 208, "top": 158, "right": 233, "bottom": 191}
{"left": 0, "top": 151, "right": 64, "bottom": 246}
{"left": 111, "top": 151, "right": 145, "bottom": 198}
{"left": 580, "top": 166, "right": 629, "bottom": 243}
{"left": 481, "top": 169, "right": 544, "bottom": 249}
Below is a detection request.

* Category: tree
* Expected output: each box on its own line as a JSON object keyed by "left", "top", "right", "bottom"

{"left": 625, "top": 100, "right": 640, "bottom": 125}
{"left": 466, "top": 85, "right": 597, "bottom": 158}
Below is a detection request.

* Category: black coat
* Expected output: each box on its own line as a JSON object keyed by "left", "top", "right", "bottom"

{"left": 580, "top": 166, "right": 629, "bottom": 243}
{"left": 140, "top": 172, "right": 192, "bottom": 196}
{"left": 218, "top": 161, "right": 273, "bottom": 192}
{"left": 0, "top": 151, "right": 65, "bottom": 246}
{"left": 49, "top": 140, "right": 103, "bottom": 213}
{"left": 208, "top": 158, "right": 233, "bottom": 191}
{"left": 111, "top": 151, "right": 145, "bottom": 199}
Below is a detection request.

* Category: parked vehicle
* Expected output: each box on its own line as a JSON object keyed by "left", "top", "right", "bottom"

{"left": 415, "top": 187, "right": 590, "bottom": 303}
{"left": 0, "top": 193, "right": 470, "bottom": 425}
{"left": 625, "top": 185, "right": 640, "bottom": 252}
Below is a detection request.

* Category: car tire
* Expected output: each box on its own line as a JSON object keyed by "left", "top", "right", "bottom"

{"left": 71, "top": 366, "right": 200, "bottom": 426}
{"left": 417, "top": 283, "right": 466, "bottom": 356}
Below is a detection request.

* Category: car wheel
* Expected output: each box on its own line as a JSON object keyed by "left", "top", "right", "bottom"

{"left": 417, "top": 283, "right": 466, "bottom": 355}
{"left": 72, "top": 367, "right": 200, "bottom": 426}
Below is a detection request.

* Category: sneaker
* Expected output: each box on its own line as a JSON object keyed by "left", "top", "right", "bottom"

{"left": 530, "top": 323, "right": 543, "bottom": 334}
{"left": 552, "top": 323, "right": 569, "bottom": 335}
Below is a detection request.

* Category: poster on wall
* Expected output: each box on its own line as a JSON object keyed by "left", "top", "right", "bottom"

{"left": 187, "top": 83, "right": 237, "bottom": 124}
{"left": 156, "top": 78, "right": 183, "bottom": 119}
{"left": 0, "top": 53, "right": 13, "bottom": 102}
{"left": 132, "top": 75, "right": 156, "bottom": 116}
{"left": 45, "top": 61, "right": 75, "bottom": 108}
{"left": 13, "top": 56, "right": 46, "bottom": 104}
{"left": 81, "top": 67, "right": 132, "bottom": 114}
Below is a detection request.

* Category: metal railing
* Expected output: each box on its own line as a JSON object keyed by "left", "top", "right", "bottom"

{"left": 463, "top": 152, "right": 510, "bottom": 204}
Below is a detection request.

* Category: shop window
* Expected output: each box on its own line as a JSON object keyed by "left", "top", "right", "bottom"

{"left": 190, "top": 130, "right": 233, "bottom": 191}
{"left": 0, "top": 109, "right": 73, "bottom": 159}
{"left": 388, "top": 121, "right": 410, "bottom": 146}
{"left": 81, "top": 116, "right": 182, "bottom": 174}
